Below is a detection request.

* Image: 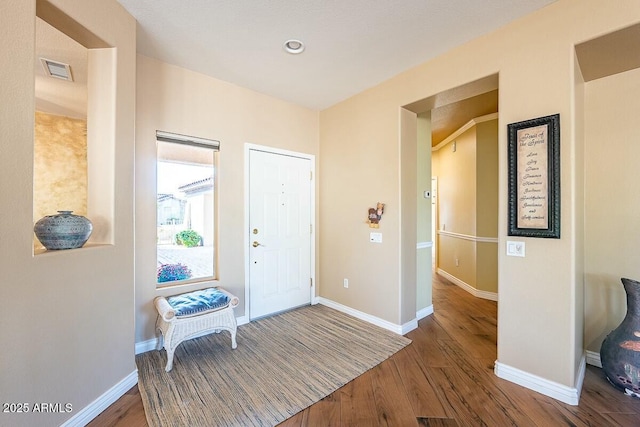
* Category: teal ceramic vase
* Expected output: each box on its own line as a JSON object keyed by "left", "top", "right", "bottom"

{"left": 600, "top": 277, "right": 640, "bottom": 398}
{"left": 34, "top": 210, "right": 93, "bottom": 250}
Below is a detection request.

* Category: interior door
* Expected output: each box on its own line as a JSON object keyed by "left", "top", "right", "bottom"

{"left": 249, "top": 149, "right": 312, "bottom": 319}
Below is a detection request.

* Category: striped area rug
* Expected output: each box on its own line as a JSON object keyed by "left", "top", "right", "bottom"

{"left": 136, "top": 304, "right": 411, "bottom": 426}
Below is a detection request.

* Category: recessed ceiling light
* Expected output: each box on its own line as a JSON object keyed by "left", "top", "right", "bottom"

{"left": 40, "top": 58, "right": 74, "bottom": 82}
{"left": 283, "top": 39, "right": 305, "bottom": 54}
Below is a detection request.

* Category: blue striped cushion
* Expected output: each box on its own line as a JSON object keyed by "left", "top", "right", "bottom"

{"left": 166, "top": 288, "right": 230, "bottom": 318}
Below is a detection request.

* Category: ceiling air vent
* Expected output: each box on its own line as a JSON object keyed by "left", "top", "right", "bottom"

{"left": 40, "top": 58, "right": 74, "bottom": 82}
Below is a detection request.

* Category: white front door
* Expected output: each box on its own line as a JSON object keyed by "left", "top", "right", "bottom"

{"left": 249, "top": 149, "right": 312, "bottom": 319}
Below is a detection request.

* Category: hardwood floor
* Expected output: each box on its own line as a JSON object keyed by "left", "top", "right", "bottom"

{"left": 89, "top": 274, "right": 640, "bottom": 426}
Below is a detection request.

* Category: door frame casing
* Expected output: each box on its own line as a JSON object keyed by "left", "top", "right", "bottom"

{"left": 244, "top": 143, "right": 316, "bottom": 321}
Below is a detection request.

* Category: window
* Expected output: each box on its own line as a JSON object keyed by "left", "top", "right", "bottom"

{"left": 156, "top": 131, "right": 219, "bottom": 286}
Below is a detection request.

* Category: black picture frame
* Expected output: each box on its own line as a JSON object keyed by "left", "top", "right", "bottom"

{"left": 507, "top": 113, "right": 560, "bottom": 238}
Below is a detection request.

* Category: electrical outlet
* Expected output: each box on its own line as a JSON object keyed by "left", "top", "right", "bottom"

{"left": 369, "top": 232, "right": 382, "bottom": 243}
{"left": 343, "top": 278, "right": 349, "bottom": 288}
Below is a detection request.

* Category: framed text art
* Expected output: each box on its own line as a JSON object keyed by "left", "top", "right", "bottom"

{"left": 507, "top": 113, "right": 560, "bottom": 238}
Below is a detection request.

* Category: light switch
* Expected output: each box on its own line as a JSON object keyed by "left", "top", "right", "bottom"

{"left": 370, "top": 232, "right": 382, "bottom": 243}
{"left": 506, "top": 241, "right": 525, "bottom": 257}
{"left": 423, "top": 190, "right": 431, "bottom": 199}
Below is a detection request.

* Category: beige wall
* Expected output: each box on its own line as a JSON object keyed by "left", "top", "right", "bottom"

{"left": 584, "top": 67, "right": 640, "bottom": 353}
{"left": 320, "top": 96, "right": 402, "bottom": 323}
{"left": 319, "top": 0, "right": 640, "bottom": 390}
{"left": 476, "top": 120, "right": 499, "bottom": 293}
{"left": 431, "top": 119, "right": 498, "bottom": 294}
{"left": 33, "top": 111, "right": 88, "bottom": 250}
{"left": 134, "top": 55, "right": 320, "bottom": 343}
{"left": 476, "top": 120, "right": 499, "bottom": 238}
{"left": 436, "top": 125, "right": 478, "bottom": 285}
{"left": 400, "top": 108, "right": 418, "bottom": 323}
{"left": 416, "top": 113, "right": 433, "bottom": 312}
{"left": 573, "top": 50, "right": 586, "bottom": 373}
{"left": 0, "top": 1, "right": 136, "bottom": 426}
{"left": 441, "top": 127, "right": 477, "bottom": 236}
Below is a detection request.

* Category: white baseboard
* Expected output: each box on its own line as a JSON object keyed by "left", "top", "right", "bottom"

{"left": 60, "top": 370, "right": 138, "bottom": 427}
{"left": 401, "top": 319, "right": 419, "bottom": 335}
{"left": 494, "top": 355, "right": 586, "bottom": 406}
{"left": 575, "top": 354, "right": 587, "bottom": 400}
{"left": 586, "top": 350, "right": 602, "bottom": 368}
{"left": 417, "top": 305, "right": 434, "bottom": 320}
{"left": 236, "top": 315, "right": 250, "bottom": 326}
{"left": 136, "top": 338, "right": 158, "bottom": 355}
{"left": 316, "top": 297, "right": 417, "bottom": 335}
{"left": 437, "top": 269, "right": 498, "bottom": 301}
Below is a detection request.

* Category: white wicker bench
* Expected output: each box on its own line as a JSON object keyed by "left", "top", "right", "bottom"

{"left": 154, "top": 287, "right": 239, "bottom": 372}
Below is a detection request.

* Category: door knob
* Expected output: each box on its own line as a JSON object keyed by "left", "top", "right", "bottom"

{"left": 252, "top": 241, "right": 262, "bottom": 248}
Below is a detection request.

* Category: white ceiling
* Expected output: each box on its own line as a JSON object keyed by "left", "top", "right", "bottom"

{"left": 116, "top": 0, "right": 557, "bottom": 110}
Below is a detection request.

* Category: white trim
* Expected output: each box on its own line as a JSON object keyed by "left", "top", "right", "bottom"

{"left": 401, "top": 319, "right": 418, "bottom": 335}
{"left": 432, "top": 113, "right": 499, "bottom": 152}
{"left": 437, "top": 268, "right": 498, "bottom": 301}
{"left": 417, "top": 241, "right": 433, "bottom": 249}
{"left": 135, "top": 338, "right": 157, "bottom": 355}
{"left": 586, "top": 350, "right": 602, "bottom": 368}
{"left": 316, "top": 297, "right": 417, "bottom": 335}
{"left": 156, "top": 130, "right": 220, "bottom": 150}
{"left": 60, "top": 370, "right": 138, "bottom": 427}
{"left": 244, "top": 143, "right": 316, "bottom": 322}
{"left": 236, "top": 315, "right": 250, "bottom": 327}
{"left": 438, "top": 230, "right": 498, "bottom": 243}
{"left": 494, "top": 356, "right": 585, "bottom": 406}
{"left": 416, "top": 305, "right": 434, "bottom": 320}
{"left": 575, "top": 355, "right": 587, "bottom": 400}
